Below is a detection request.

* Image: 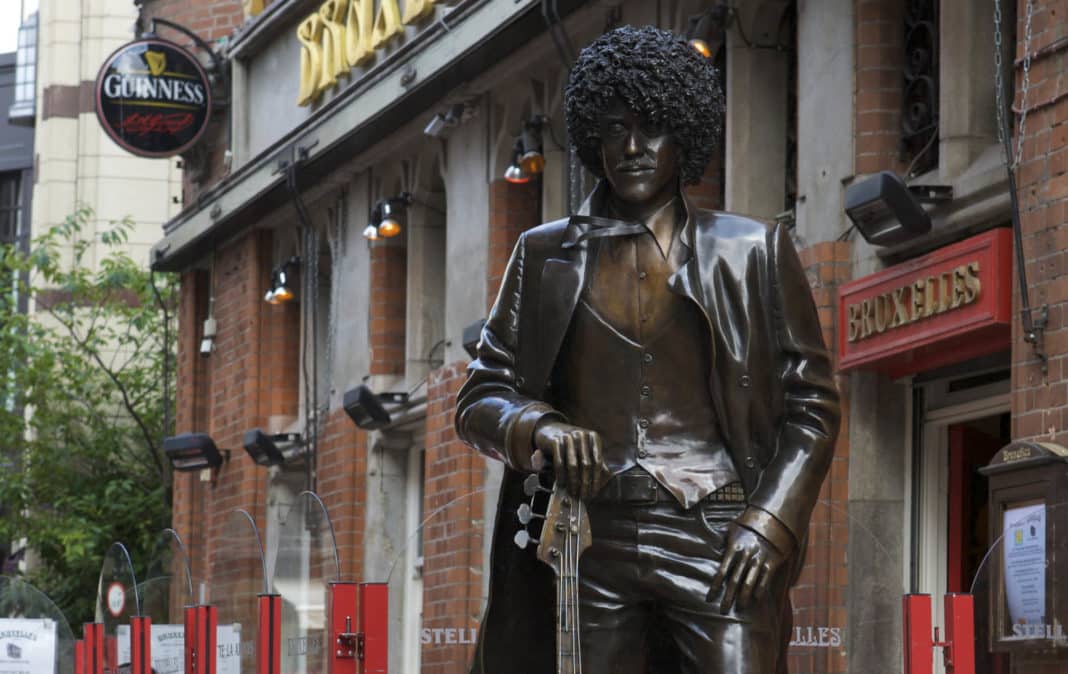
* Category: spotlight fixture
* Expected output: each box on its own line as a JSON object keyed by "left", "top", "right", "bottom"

{"left": 423, "top": 103, "right": 465, "bottom": 138}
{"left": 363, "top": 193, "right": 414, "bottom": 240}
{"left": 242, "top": 428, "right": 303, "bottom": 467}
{"left": 264, "top": 257, "right": 299, "bottom": 304}
{"left": 343, "top": 385, "right": 410, "bottom": 430}
{"left": 844, "top": 171, "right": 949, "bottom": 247}
{"left": 686, "top": 4, "right": 730, "bottom": 59}
{"left": 164, "top": 433, "right": 227, "bottom": 472}
{"left": 504, "top": 117, "right": 547, "bottom": 183}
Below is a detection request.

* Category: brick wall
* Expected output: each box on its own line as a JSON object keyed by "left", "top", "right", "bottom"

{"left": 487, "top": 179, "right": 541, "bottom": 310}
{"left": 855, "top": 0, "right": 905, "bottom": 176}
{"left": 370, "top": 241, "right": 408, "bottom": 375}
{"left": 421, "top": 361, "right": 485, "bottom": 674}
{"left": 789, "top": 241, "right": 853, "bottom": 674}
{"left": 1009, "top": 1, "right": 1068, "bottom": 670}
{"left": 317, "top": 407, "right": 367, "bottom": 582}
{"left": 142, "top": 0, "right": 244, "bottom": 199}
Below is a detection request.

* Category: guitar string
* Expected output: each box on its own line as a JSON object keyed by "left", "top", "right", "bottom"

{"left": 573, "top": 505, "right": 583, "bottom": 672}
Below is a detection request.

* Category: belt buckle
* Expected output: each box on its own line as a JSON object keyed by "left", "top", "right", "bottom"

{"left": 626, "top": 474, "right": 659, "bottom": 505}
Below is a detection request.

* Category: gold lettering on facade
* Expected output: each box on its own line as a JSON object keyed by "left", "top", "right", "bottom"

{"left": 298, "top": 0, "right": 453, "bottom": 106}
{"left": 345, "top": 0, "right": 375, "bottom": 68}
{"left": 371, "top": 0, "right": 403, "bottom": 49}
{"left": 319, "top": 0, "right": 349, "bottom": 89}
{"left": 846, "top": 261, "right": 983, "bottom": 343}
{"left": 297, "top": 14, "right": 325, "bottom": 106}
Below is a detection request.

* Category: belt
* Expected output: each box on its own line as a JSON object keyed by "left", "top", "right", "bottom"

{"left": 591, "top": 473, "right": 746, "bottom": 505}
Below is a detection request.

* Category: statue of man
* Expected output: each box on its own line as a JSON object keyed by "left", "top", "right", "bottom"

{"left": 456, "top": 25, "right": 840, "bottom": 674}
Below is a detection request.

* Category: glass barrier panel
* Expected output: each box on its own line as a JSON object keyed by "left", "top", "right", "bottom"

{"left": 270, "top": 491, "right": 340, "bottom": 674}
{"left": 211, "top": 509, "right": 266, "bottom": 674}
{"left": 123, "top": 529, "right": 194, "bottom": 674}
{"left": 95, "top": 542, "right": 140, "bottom": 672}
{"left": 0, "top": 576, "right": 76, "bottom": 674}
{"left": 970, "top": 500, "right": 1067, "bottom": 674}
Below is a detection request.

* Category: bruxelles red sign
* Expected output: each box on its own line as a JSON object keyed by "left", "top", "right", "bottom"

{"left": 837, "top": 228, "right": 1013, "bottom": 378}
{"left": 94, "top": 39, "right": 212, "bottom": 158}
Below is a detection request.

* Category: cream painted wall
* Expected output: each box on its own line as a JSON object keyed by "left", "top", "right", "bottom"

{"left": 31, "top": 0, "right": 182, "bottom": 273}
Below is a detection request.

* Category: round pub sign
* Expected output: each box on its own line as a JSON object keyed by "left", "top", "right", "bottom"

{"left": 95, "top": 38, "right": 212, "bottom": 158}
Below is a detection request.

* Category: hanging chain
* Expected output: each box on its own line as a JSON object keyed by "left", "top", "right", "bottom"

{"left": 994, "top": 0, "right": 1034, "bottom": 169}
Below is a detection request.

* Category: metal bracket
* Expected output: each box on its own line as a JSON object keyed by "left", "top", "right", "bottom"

{"left": 1024, "top": 304, "right": 1049, "bottom": 374}
{"left": 907, "top": 184, "right": 953, "bottom": 203}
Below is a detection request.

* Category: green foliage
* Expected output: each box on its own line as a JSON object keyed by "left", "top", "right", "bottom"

{"left": 0, "top": 206, "right": 175, "bottom": 625}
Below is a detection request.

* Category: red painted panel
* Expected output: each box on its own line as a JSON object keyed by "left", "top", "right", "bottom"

{"left": 185, "top": 605, "right": 218, "bottom": 674}
{"left": 838, "top": 229, "right": 1013, "bottom": 377}
{"left": 944, "top": 594, "right": 975, "bottom": 674}
{"left": 903, "top": 594, "right": 934, "bottom": 674}
{"left": 358, "top": 583, "right": 388, "bottom": 674}
{"left": 329, "top": 582, "right": 359, "bottom": 674}
{"left": 83, "top": 623, "right": 104, "bottom": 674}
{"left": 258, "top": 595, "right": 281, "bottom": 674}
{"left": 75, "top": 640, "right": 85, "bottom": 674}
{"left": 131, "top": 616, "right": 151, "bottom": 674}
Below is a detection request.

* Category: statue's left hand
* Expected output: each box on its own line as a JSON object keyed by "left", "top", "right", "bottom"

{"left": 706, "top": 523, "right": 785, "bottom": 613}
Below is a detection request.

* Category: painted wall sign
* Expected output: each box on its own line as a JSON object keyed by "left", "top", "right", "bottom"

{"left": 94, "top": 38, "right": 212, "bottom": 158}
{"left": 837, "top": 228, "right": 1013, "bottom": 378}
{"left": 296, "top": 0, "right": 458, "bottom": 106}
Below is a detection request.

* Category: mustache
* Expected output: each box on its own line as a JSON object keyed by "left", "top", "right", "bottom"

{"left": 616, "top": 160, "right": 656, "bottom": 172}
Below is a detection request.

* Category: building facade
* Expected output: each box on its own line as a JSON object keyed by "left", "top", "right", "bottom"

{"left": 148, "top": 0, "right": 1068, "bottom": 673}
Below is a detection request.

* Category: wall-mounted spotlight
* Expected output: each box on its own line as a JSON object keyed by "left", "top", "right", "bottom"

{"left": 264, "top": 257, "right": 299, "bottom": 304}
{"left": 363, "top": 193, "right": 414, "bottom": 241}
{"left": 343, "top": 385, "right": 410, "bottom": 430}
{"left": 423, "top": 103, "right": 465, "bottom": 138}
{"left": 164, "top": 433, "right": 227, "bottom": 472}
{"left": 844, "top": 171, "right": 950, "bottom": 247}
{"left": 242, "top": 428, "right": 303, "bottom": 466}
{"left": 504, "top": 116, "right": 547, "bottom": 184}
{"left": 686, "top": 5, "right": 730, "bottom": 59}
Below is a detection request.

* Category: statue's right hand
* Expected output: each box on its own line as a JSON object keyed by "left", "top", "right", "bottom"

{"left": 532, "top": 419, "right": 610, "bottom": 501}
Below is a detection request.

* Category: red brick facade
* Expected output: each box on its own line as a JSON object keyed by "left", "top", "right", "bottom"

{"left": 370, "top": 241, "right": 408, "bottom": 376}
{"left": 790, "top": 241, "right": 853, "bottom": 674}
{"left": 854, "top": 0, "right": 905, "bottom": 176}
{"left": 487, "top": 179, "right": 541, "bottom": 310}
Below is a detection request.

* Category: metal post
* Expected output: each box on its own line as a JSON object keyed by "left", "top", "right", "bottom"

{"left": 74, "top": 640, "right": 85, "bottom": 674}
{"left": 943, "top": 594, "right": 975, "bottom": 674}
{"left": 185, "top": 605, "right": 218, "bottom": 674}
{"left": 903, "top": 594, "right": 934, "bottom": 674}
{"left": 358, "top": 583, "right": 388, "bottom": 674}
{"left": 83, "top": 623, "right": 104, "bottom": 674}
{"left": 329, "top": 581, "right": 359, "bottom": 674}
{"left": 130, "top": 616, "right": 152, "bottom": 674}
{"left": 258, "top": 594, "right": 282, "bottom": 674}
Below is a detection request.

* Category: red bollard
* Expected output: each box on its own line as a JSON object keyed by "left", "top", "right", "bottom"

{"left": 358, "top": 583, "right": 388, "bottom": 674}
{"left": 258, "top": 594, "right": 282, "bottom": 674}
{"left": 904, "top": 594, "right": 934, "bottom": 674}
{"left": 130, "top": 616, "right": 151, "bottom": 674}
{"left": 74, "top": 640, "right": 85, "bottom": 674}
{"left": 83, "top": 623, "right": 104, "bottom": 674}
{"left": 329, "top": 582, "right": 359, "bottom": 674}
{"left": 184, "top": 605, "right": 218, "bottom": 674}
{"left": 902, "top": 593, "right": 976, "bottom": 674}
{"left": 943, "top": 594, "right": 975, "bottom": 674}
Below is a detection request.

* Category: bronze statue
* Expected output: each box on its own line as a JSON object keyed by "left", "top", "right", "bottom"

{"left": 456, "top": 25, "right": 840, "bottom": 673}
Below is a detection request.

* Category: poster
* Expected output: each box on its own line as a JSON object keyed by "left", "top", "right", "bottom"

{"left": 0, "top": 618, "right": 57, "bottom": 674}
{"left": 1003, "top": 503, "right": 1047, "bottom": 630}
{"left": 216, "top": 623, "right": 247, "bottom": 674}
{"left": 116, "top": 624, "right": 184, "bottom": 674}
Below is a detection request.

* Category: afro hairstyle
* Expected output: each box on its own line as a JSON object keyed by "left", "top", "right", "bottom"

{"left": 564, "top": 25, "right": 724, "bottom": 186}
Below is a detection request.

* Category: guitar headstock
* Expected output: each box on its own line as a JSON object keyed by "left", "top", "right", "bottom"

{"left": 513, "top": 453, "right": 592, "bottom": 577}
{"left": 536, "top": 487, "right": 592, "bottom": 575}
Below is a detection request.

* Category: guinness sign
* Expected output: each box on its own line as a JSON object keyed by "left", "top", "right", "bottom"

{"left": 95, "top": 39, "right": 212, "bottom": 158}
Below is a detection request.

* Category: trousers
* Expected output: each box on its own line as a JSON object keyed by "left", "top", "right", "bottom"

{"left": 578, "top": 498, "right": 791, "bottom": 674}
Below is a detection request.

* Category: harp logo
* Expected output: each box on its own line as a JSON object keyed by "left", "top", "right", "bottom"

{"left": 6, "top": 643, "right": 21, "bottom": 659}
{"left": 145, "top": 50, "right": 166, "bottom": 76}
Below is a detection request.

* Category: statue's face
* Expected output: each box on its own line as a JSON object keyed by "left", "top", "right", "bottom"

{"left": 598, "top": 98, "right": 680, "bottom": 206}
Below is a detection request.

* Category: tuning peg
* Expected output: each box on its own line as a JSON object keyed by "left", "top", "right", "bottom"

{"left": 531, "top": 449, "right": 547, "bottom": 472}
{"left": 524, "top": 473, "right": 551, "bottom": 497}
{"left": 516, "top": 503, "right": 545, "bottom": 525}
{"left": 514, "top": 529, "right": 539, "bottom": 549}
